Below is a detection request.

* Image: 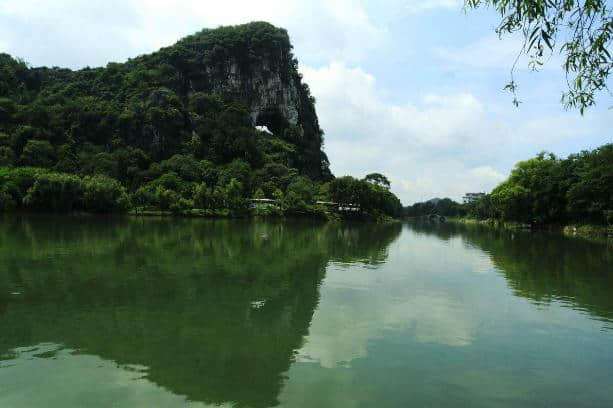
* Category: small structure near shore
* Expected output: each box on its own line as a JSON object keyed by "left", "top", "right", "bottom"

{"left": 249, "top": 198, "right": 281, "bottom": 209}
{"left": 249, "top": 199, "right": 361, "bottom": 212}
{"left": 338, "top": 204, "right": 360, "bottom": 212}
{"left": 316, "top": 201, "right": 360, "bottom": 212}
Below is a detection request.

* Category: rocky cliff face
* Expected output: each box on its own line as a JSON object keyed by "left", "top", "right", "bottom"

{"left": 156, "top": 21, "right": 330, "bottom": 178}
{"left": 0, "top": 22, "right": 332, "bottom": 180}
{"left": 204, "top": 59, "right": 300, "bottom": 126}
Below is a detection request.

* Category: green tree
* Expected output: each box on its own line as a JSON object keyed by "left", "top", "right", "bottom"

{"left": 0, "top": 186, "right": 15, "bottom": 211}
{"left": 0, "top": 23, "right": 364, "bottom": 214}
{"left": 224, "top": 178, "right": 246, "bottom": 212}
{"left": 465, "top": 195, "right": 495, "bottom": 219}
{"left": 0, "top": 167, "right": 45, "bottom": 204}
{"left": 155, "top": 186, "right": 183, "bottom": 212}
{"left": 253, "top": 187, "right": 266, "bottom": 199}
{"left": 218, "top": 159, "right": 252, "bottom": 194}
{"left": 329, "top": 175, "right": 403, "bottom": 218}
{"left": 272, "top": 188, "right": 284, "bottom": 201}
{"left": 20, "top": 140, "right": 57, "bottom": 168}
{"left": 82, "top": 175, "right": 130, "bottom": 212}
{"left": 193, "top": 183, "right": 220, "bottom": 209}
{"left": 23, "top": 172, "right": 83, "bottom": 211}
{"left": 83, "top": 152, "right": 118, "bottom": 178}
{"left": 148, "top": 172, "right": 189, "bottom": 196}
{"left": 150, "top": 154, "right": 204, "bottom": 182}
{"left": 329, "top": 176, "right": 360, "bottom": 205}
{"left": 55, "top": 142, "right": 79, "bottom": 173}
{"left": 283, "top": 190, "right": 307, "bottom": 213}
{"left": 467, "top": 143, "right": 612, "bottom": 225}
{"left": 490, "top": 182, "right": 531, "bottom": 221}
{"left": 566, "top": 143, "right": 613, "bottom": 221}
{"left": 364, "top": 173, "right": 390, "bottom": 189}
{"left": 465, "top": 0, "right": 613, "bottom": 112}
{"left": 0, "top": 146, "right": 16, "bottom": 166}
{"left": 286, "top": 176, "right": 315, "bottom": 203}
{"left": 11, "top": 125, "right": 39, "bottom": 155}
{"left": 0, "top": 132, "right": 11, "bottom": 147}
{"left": 490, "top": 153, "right": 564, "bottom": 222}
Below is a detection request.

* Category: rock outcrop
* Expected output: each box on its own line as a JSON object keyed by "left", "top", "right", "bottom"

{"left": 149, "top": 21, "right": 330, "bottom": 178}
{"left": 0, "top": 22, "right": 332, "bottom": 180}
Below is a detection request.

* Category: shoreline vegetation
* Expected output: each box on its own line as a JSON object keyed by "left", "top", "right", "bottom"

{"left": 445, "top": 217, "right": 613, "bottom": 241}
{"left": 404, "top": 143, "right": 613, "bottom": 240}
{"left": 0, "top": 22, "right": 609, "bottom": 228}
{"left": 0, "top": 23, "right": 403, "bottom": 222}
{"left": 0, "top": 166, "right": 402, "bottom": 223}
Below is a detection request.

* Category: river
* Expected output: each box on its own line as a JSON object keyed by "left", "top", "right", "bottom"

{"left": 1, "top": 216, "right": 612, "bottom": 407}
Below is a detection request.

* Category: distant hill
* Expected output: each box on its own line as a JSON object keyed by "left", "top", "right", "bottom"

{"left": 404, "top": 197, "right": 463, "bottom": 218}
{"left": 0, "top": 22, "right": 330, "bottom": 181}
{"left": 0, "top": 22, "right": 404, "bottom": 218}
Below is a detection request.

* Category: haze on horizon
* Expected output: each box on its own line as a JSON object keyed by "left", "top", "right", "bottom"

{"left": 1, "top": 0, "right": 611, "bottom": 205}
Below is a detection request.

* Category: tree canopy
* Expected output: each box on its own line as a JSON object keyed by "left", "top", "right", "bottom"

{"left": 404, "top": 143, "right": 612, "bottom": 225}
{"left": 465, "top": 0, "right": 612, "bottom": 112}
{"left": 463, "top": 143, "right": 613, "bottom": 224}
{"left": 0, "top": 22, "right": 403, "bottom": 219}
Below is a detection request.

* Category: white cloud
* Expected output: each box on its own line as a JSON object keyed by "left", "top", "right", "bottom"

{"left": 2, "top": 344, "right": 222, "bottom": 408}
{"left": 436, "top": 35, "right": 525, "bottom": 70}
{"left": 405, "top": 0, "right": 462, "bottom": 14}
{"left": 0, "top": 0, "right": 384, "bottom": 68}
{"left": 302, "top": 62, "right": 494, "bottom": 150}
{"left": 291, "top": 0, "right": 386, "bottom": 63}
{"left": 436, "top": 33, "right": 566, "bottom": 72}
{"left": 468, "top": 166, "right": 506, "bottom": 185}
{"left": 2, "top": 0, "right": 610, "bottom": 206}
{"left": 302, "top": 61, "right": 613, "bottom": 204}
{"left": 301, "top": 62, "right": 514, "bottom": 203}
{"left": 294, "top": 235, "right": 503, "bottom": 370}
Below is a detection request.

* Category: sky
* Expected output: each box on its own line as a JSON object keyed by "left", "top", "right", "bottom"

{"left": 1, "top": 0, "right": 611, "bottom": 204}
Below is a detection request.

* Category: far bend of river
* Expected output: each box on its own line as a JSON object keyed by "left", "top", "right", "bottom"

{"left": 1, "top": 216, "right": 613, "bottom": 407}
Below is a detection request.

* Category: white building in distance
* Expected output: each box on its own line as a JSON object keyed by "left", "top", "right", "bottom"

{"left": 462, "top": 192, "right": 485, "bottom": 204}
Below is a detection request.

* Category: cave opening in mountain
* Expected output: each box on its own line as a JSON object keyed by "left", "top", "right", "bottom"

{"left": 255, "top": 107, "right": 289, "bottom": 136}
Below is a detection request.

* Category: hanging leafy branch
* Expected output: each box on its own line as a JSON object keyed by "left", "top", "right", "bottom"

{"left": 465, "top": 0, "right": 613, "bottom": 113}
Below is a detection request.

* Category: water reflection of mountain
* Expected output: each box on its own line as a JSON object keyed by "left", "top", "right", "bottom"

{"left": 407, "top": 221, "right": 613, "bottom": 323}
{"left": 0, "top": 216, "right": 400, "bottom": 408}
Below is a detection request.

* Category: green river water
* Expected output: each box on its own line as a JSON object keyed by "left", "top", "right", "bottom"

{"left": 1, "top": 215, "right": 612, "bottom": 407}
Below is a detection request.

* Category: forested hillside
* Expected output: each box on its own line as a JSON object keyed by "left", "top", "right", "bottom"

{"left": 405, "top": 143, "right": 613, "bottom": 227}
{"left": 466, "top": 144, "right": 613, "bottom": 225}
{"left": 0, "top": 22, "right": 402, "bottom": 218}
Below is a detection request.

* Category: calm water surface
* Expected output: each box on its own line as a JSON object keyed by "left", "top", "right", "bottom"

{"left": 1, "top": 216, "right": 612, "bottom": 407}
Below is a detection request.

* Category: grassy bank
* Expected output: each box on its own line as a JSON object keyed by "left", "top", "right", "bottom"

{"left": 562, "top": 224, "right": 613, "bottom": 239}
{"left": 128, "top": 206, "right": 400, "bottom": 223}
{"left": 448, "top": 217, "right": 613, "bottom": 240}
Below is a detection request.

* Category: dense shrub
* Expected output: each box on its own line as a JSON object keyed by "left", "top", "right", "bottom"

{"left": 0, "top": 167, "right": 45, "bottom": 203}
{"left": 193, "top": 183, "right": 225, "bottom": 209}
{"left": 0, "top": 23, "right": 411, "bottom": 217}
{"left": 0, "top": 146, "right": 15, "bottom": 166}
{"left": 0, "top": 22, "right": 332, "bottom": 189}
{"left": 83, "top": 175, "right": 131, "bottom": 212}
{"left": 20, "top": 140, "right": 56, "bottom": 168}
{"left": 0, "top": 186, "right": 15, "bottom": 210}
{"left": 329, "top": 176, "right": 403, "bottom": 218}
{"left": 224, "top": 178, "right": 247, "bottom": 212}
{"left": 0, "top": 167, "right": 130, "bottom": 213}
{"left": 23, "top": 172, "right": 83, "bottom": 211}
{"left": 441, "top": 144, "right": 613, "bottom": 225}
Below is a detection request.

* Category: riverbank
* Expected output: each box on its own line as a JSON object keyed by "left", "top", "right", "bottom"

{"left": 2, "top": 207, "right": 400, "bottom": 224}
{"left": 128, "top": 207, "right": 401, "bottom": 224}
{"left": 447, "top": 217, "right": 613, "bottom": 241}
